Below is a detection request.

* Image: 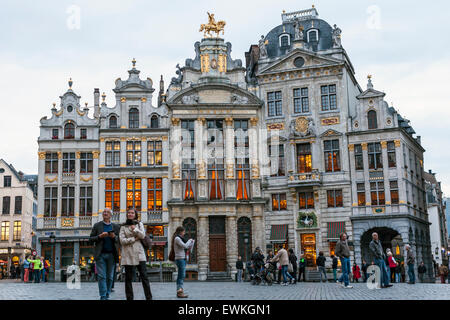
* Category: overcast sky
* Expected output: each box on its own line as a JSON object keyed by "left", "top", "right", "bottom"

{"left": 1, "top": 0, "right": 450, "bottom": 195}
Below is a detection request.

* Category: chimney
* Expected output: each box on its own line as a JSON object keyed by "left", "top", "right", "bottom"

{"left": 94, "top": 88, "right": 100, "bottom": 118}
{"left": 158, "top": 75, "right": 164, "bottom": 107}
{"left": 428, "top": 170, "right": 432, "bottom": 174}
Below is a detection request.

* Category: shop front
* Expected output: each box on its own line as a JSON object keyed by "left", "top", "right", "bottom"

{"left": 269, "top": 224, "right": 289, "bottom": 255}
{"left": 300, "top": 233, "right": 317, "bottom": 267}
{"left": 146, "top": 225, "right": 168, "bottom": 261}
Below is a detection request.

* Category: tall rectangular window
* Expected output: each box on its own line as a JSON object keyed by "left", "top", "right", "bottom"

{"left": 14, "top": 196, "right": 22, "bottom": 214}
{"left": 371, "top": 181, "right": 385, "bottom": 206}
{"left": 126, "top": 178, "right": 141, "bottom": 211}
{"left": 354, "top": 144, "right": 363, "bottom": 170}
{"left": 321, "top": 84, "right": 337, "bottom": 111}
{"left": 52, "top": 129, "right": 59, "bottom": 140}
{"left": 63, "top": 153, "right": 75, "bottom": 173}
{"left": 368, "top": 142, "right": 383, "bottom": 170}
{"left": 324, "top": 140, "right": 340, "bottom": 172}
{"left": 357, "top": 183, "right": 366, "bottom": 206}
{"left": 44, "top": 187, "right": 58, "bottom": 217}
{"left": 4, "top": 176, "right": 11, "bottom": 187}
{"left": 293, "top": 88, "right": 309, "bottom": 113}
{"left": 105, "top": 179, "right": 120, "bottom": 213}
{"left": 148, "top": 178, "right": 162, "bottom": 212}
{"left": 181, "top": 120, "right": 196, "bottom": 201}
{"left": 13, "top": 221, "right": 21, "bottom": 241}
{"left": 80, "top": 152, "right": 93, "bottom": 173}
{"left": 126, "top": 141, "right": 141, "bottom": 167}
{"left": 269, "top": 144, "right": 285, "bottom": 177}
{"left": 387, "top": 141, "right": 396, "bottom": 168}
{"left": 45, "top": 152, "right": 58, "bottom": 174}
{"left": 1, "top": 222, "right": 9, "bottom": 241}
{"left": 61, "top": 186, "right": 75, "bottom": 216}
{"left": 207, "top": 119, "right": 225, "bottom": 200}
{"left": 181, "top": 120, "right": 195, "bottom": 146}
{"left": 267, "top": 91, "right": 282, "bottom": 117}
{"left": 79, "top": 186, "right": 92, "bottom": 216}
{"left": 148, "top": 141, "right": 162, "bottom": 166}
{"left": 297, "top": 143, "right": 312, "bottom": 173}
{"left": 235, "top": 120, "right": 250, "bottom": 200}
{"left": 105, "top": 141, "right": 120, "bottom": 167}
{"left": 80, "top": 128, "right": 87, "bottom": 140}
{"left": 327, "top": 189, "right": 343, "bottom": 208}
{"left": 299, "top": 192, "right": 314, "bottom": 209}
{"left": 390, "top": 181, "right": 399, "bottom": 204}
{"left": 272, "top": 193, "right": 287, "bottom": 211}
{"left": 2, "top": 197, "right": 10, "bottom": 214}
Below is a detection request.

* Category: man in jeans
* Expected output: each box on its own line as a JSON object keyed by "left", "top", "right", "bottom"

{"left": 90, "top": 208, "right": 120, "bottom": 300}
{"left": 335, "top": 233, "right": 352, "bottom": 288}
{"left": 235, "top": 256, "right": 244, "bottom": 282}
{"left": 405, "top": 244, "right": 415, "bottom": 284}
{"left": 270, "top": 247, "right": 294, "bottom": 285}
{"left": 369, "top": 232, "right": 392, "bottom": 288}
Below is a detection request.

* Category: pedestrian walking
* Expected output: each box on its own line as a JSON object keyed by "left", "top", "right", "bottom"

{"left": 361, "top": 260, "right": 368, "bottom": 282}
{"left": 418, "top": 261, "right": 427, "bottom": 283}
{"left": 316, "top": 251, "right": 327, "bottom": 283}
{"left": 89, "top": 208, "right": 120, "bottom": 300}
{"left": 352, "top": 263, "right": 361, "bottom": 283}
{"left": 270, "top": 247, "right": 294, "bottom": 285}
{"left": 298, "top": 254, "right": 306, "bottom": 282}
{"left": 169, "top": 226, "right": 194, "bottom": 298}
{"left": 288, "top": 249, "right": 297, "bottom": 284}
{"left": 236, "top": 256, "right": 244, "bottom": 282}
{"left": 405, "top": 244, "right": 415, "bottom": 284}
{"left": 387, "top": 251, "right": 398, "bottom": 283}
{"left": 335, "top": 233, "right": 352, "bottom": 288}
{"left": 369, "top": 232, "right": 391, "bottom": 288}
{"left": 119, "top": 209, "right": 152, "bottom": 300}
{"left": 438, "top": 264, "right": 448, "bottom": 284}
{"left": 331, "top": 255, "right": 338, "bottom": 282}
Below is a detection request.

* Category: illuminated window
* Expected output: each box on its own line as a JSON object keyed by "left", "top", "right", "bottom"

{"left": 297, "top": 143, "right": 312, "bottom": 173}
{"left": 272, "top": 193, "right": 287, "bottom": 211}
{"left": 299, "top": 192, "right": 314, "bottom": 209}
{"left": 105, "top": 179, "right": 120, "bottom": 213}
{"left": 126, "top": 141, "right": 141, "bottom": 167}
{"left": 148, "top": 178, "right": 162, "bottom": 212}
{"left": 148, "top": 141, "right": 162, "bottom": 166}
{"left": 357, "top": 183, "right": 366, "bottom": 206}
{"left": 387, "top": 141, "right": 396, "bottom": 168}
{"left": 390, "top": 181, "right": 399, "bottom": 204}
{"left": 126, "top": 178, "right": 141, "bottom": 211}
{"left": 207, "top": 120, "right": 224, "bottom": 200}
{"left": 13, "top": 221, "right": 21, "bottom": 241}
{"left": 324, "top": 140, "right": 340, "bottom": 172}
{"left": 371, "top": 181, "right": 385, "bottom": 206}
{"left": 235, "top": 120, "right": 250, "bottom": 200}
{"left": 327, "top": 189, "right": 343, "bottom": 208}
{"left": 1, "top": 222, "right": 9, "bottom": 241}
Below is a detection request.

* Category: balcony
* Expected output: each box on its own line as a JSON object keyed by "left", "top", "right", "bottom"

{"left": 287, "top": 169, "right": 322, "bottom": 188}
{"left": 79, "top": 216, "right": 93, "bottom": 228}
{"left": 62, "top": 172, "right": 75, "bottom": 183}
{"left": 145, "top": 211, "right": 163, "bottom": 223}
{"left": 43, "top": 217, "right": 57, "bottom": 229}
{"left": 111, "top": 212, "right": 121, "bottom": 223}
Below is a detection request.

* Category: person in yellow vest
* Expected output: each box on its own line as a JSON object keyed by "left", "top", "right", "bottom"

{"left": 27, "top": 256, "right": 42, "bottom": 283}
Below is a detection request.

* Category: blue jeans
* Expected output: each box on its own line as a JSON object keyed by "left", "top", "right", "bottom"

{"left": 176, "top": 259, "right": 186, "bottom": 290}
{"left": 96, "top": 253, "right": 115, "bottom": 300}
{"left": 237, "top": 269, "right": 243, "bottom": 282}
{"left": 338, "top": 257, "right": 350, "bottom": 286}
{"left": 333, "top": 268, "right": 337, "bottom": 282}
{"left": 318, "top": 266, "right": 327, "bottom": 282}
{"left": 407, "top": 264, "right": 415, "bottom": 283}
{"left": 281, "top": 265, "right": 293, "bottom": 283}
{"left": 374, "top": 259, "right": 389, "bottom": 286}
{"left": 41, "top": 269, "right": 46, "bottom": 282}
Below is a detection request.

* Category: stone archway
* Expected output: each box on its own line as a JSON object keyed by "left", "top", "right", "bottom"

{"left": 360, "top": 227, "right": 403, "bottom": 264}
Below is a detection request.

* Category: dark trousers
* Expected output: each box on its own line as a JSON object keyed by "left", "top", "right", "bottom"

{"left": 124, "top": 262, "right": 152, "bottom": 300}
{"left": 292, "top": 267, "right": 297, "bottom": 282}
{"left": 298, "top": 267, "right": 306, "bottom": 281}
{"left": 390, "top": 267, "right": 396, "bottom": 282}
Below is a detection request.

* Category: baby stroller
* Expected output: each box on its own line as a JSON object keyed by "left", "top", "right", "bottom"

{"left": 252, "top": 262, "right": 276, "bottom": 286}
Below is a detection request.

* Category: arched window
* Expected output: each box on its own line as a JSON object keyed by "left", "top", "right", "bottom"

{"left": 151, "top": 115, "right": 159, "bottom": 128}
{"left": 237, "top": 217, "right": 252, "bottom": 262}
{"left": 368, "top": 110, "right": 378, "bottom": 129}
{"left": 279, "top": 34, "right": 290, "bottom": 47}
{"left": 182, "top": 218, "right": 197, "bottom": 263}
{"left": 64, "top": 123, "right": 75, "bottom": 139}
{"left": 307, "top": 29, "right": 319, "bottom": 42}
{"left": 129, "top": 108, "right": 139, "bottom": 128}
{"left": 109, "top": 115, "right": 117, "bottom": 128}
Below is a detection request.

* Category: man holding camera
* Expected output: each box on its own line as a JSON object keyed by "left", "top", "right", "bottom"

{"left": 90, "top": 208, "right": 120, "bottom": 300}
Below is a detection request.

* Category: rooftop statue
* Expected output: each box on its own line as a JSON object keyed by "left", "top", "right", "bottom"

{"left": 199, "top": 12, "right": 226, "bottom": 38}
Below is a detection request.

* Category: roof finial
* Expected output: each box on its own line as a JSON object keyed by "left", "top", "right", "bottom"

{"left": 68, "top": 78, "right": 73, "bottom": 89}
{"left": 312, "top": 4, "right": 315, "bottom": 8}
{"left": 102, "top": 92, "right": 106, "bottom": 102}
{"left": 282, "top": 9, "right": 286, "bottom": 13}
{"left": 367, "top": 74, "right": 373, "bottom": 89}
{"left": 132, "top": 58, "right": 136, "bottom": 68}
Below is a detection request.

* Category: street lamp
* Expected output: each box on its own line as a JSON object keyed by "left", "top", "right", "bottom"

{"left": 49, "top": 233, "right": 56, "bottom": 281}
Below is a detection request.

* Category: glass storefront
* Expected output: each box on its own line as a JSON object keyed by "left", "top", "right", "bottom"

{"left": 60, "top": 243, "right": 74, "bottom": 268}
{"left": 79, "top": 241, "right": 94, "bottom": 267}
{"left": 146, "top": 225, "right": 167, "bottom": 261}
{"left": 301, "top": 233, "right": 316, "bottom": 267}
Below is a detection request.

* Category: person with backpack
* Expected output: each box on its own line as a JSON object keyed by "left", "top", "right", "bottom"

{"left": 169, "top": 226, "right": 194, "bottom": 298}
{"left": 298, "top": 254, "right": 307, "bottom": 282}
{"left": 331, "top": 254, "right": 338, "bottom": 282}
{"left": 119, "top": 208, "right": 152, "bottom": 300}
{"left": 316, "top": 251, "right": 327, "bottom": 283}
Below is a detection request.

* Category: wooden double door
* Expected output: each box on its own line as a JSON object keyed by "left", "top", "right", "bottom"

{"left": 209, "top": 216, "right": 227, "bottom": 272}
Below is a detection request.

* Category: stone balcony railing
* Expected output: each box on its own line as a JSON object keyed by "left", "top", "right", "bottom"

{"left": 287, "top": 169, "right": 322, "bottom": 187}
{"left": 43, "top": 217, "right": 57, "bottom": 229}
{"left": 146, "top": 211, "right": 163, "bottom": 223}
{"left": 111, "top": 212, "right": 121, "bottom": 223}
{"left": 79, "top": 216, "right": 93, "bottom": 228}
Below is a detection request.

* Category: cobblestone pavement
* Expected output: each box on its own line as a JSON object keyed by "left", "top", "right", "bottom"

{"left": 0, "top": 280, "right": 449, "bottom": 300}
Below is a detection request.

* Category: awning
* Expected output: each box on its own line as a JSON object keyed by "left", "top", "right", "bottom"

{"left": 270, "top": 224, "right": 288, "bottom": 242}
{"left": 327, "top": 222, "right": 345, "bottom": 239}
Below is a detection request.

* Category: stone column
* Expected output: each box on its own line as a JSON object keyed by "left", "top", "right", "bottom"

{"left": 120, "top": 137, "right": 127, "bottom": 167}
{"left": 196, "top": 118, "right": 208, "bottom": 200}
{"left": 394, "top": 140, "right": 407, "bottom": 207}
{"left": 252, "top": 205, "right": 265, "bottom": 251}
{"left": 120, "top": 177, "right": 127, "bottom": 223}
{"left": 226, "top": 215, "right": 238, "bottom": 277}
{"left": 92, "top": 151, "right": 99, "bottom": 218}
{"left": 197, "top": 216, "right": 209, "bottom": 281}
{"left": 361, "top": 143, "right": 371, "bottom": 214}
{"left": 56, "top": 152, "right": 62, "bottom": 228}
{"left": 380, "top": 141, "right": 391, "bottom": 211}
{"left": 141, "top": 177, "right": 148, "bottom": 223}
{"left": 141, "top": 137, "right": 148, "bottom": 167}
{"left": 170, "top": 118, "right": 182, "bottom": 200}
{"left": 99, "top": 138, "right": 105, "bottom": 167}
{"left": 37, "top": 152, "right": 46, "bottom": 229}
{"left": 249, "top": 117, "right": 261, "bottom": 198}
{"left": 98, "top": 178, "right": 105, "bottom": 220}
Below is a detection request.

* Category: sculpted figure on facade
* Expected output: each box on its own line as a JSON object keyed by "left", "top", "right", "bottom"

{"left": 294, "top": 22, "right": 304, "bottom": 41}
{"left": 258, "top": 35, "right": 268, "bottom": 59}
{"left": 332, "top": 24, "right": 342, "bottom": 47}
{"left": 289, "top": 117, "right": 315, "bottom": 137}
{"left": 170, "top": 63, "right": 183, "bottom": 85}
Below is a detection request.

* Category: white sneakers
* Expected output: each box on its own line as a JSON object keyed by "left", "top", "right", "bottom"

{"left": 344, "top": 285, "right": 353, "bottom": 288}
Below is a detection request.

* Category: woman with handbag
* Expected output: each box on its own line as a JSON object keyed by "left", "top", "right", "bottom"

{"left": 169, "top": 226, "right": 194, "bottom": 298}
{"left": 119, "top": 209, "right": 152, "bottom": 300}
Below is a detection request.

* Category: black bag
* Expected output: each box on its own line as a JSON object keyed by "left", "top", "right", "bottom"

{"left": 140, "top": 235, "right": 152, "bottom": 250}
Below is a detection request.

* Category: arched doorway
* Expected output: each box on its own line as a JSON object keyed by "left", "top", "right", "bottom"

{"left": 182, "top": 218, "right": 197, "bottom": 264}
{"left": 237, "top": 217, "right": 252, "bottom": 263}
{"left": 360, "top": 227, "right": 403, "bottom": 264}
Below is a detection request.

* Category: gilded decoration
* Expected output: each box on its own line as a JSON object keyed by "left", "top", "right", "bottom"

{"left": 57, "top": 152, "right": 62, "bottom": 159}
{"left": 120, "top": 97, "right": 126, "bottom": 102}
{"left": 321, "top": 117, "right": 340, "bottom": 126}
{"left": 380, "top": 141, "right": 387, "bottom": 149}
{"left": 199, "top": 12, "right": 226, "bottom": 38}
{"left": 218, "top": 54, "right": 227, "bottom": 73}
{"left": 200, "top": 54, "right": 210, "bottom": 73}
{"left": 171, "top": 118, "right": 180, "bottom": 126}
{"left": 61, "top": 218, "right": 74, "bottom": 228}
{"left": 267, "top": 123, "right": 284, "bottom": 131}
{"left": 38, "top": 152, "right": 46, "bottom": 160}
{"left": 249, "top": 117, "right": 258, "bottom": 127}
{"left": 80, "top": 176, "right": 92, "bottom": 182}
{"left": 92, "top": 151, "right": 100, "bottom": 159}
{"left": 394, "top": 140, "right": 401, "bottom": 147}
{"left": 76, "top": 151, "right": 81, "bottom": 159}
{"left": 295, "top": 117, "right": 309, "bottom": 134}
{"left": 361, "top": 143, "right": 368, "bottom": 151}
{"left": 224, "top": 117, "right": 233, "bottom": 126}
{"left": 348, "top": 144, "right": 355, "bottom": 152}
{"left": 77, "top": 109, "right": 86, "bottom": 116}
{"left": 45, "top": 176, "right": 57, "bottom": 183}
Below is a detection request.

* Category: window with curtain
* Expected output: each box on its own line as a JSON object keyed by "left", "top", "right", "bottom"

{"left": 299, "top": 192, "right": 314, "bottom": 209}
{"left": 297, "top": 143, "right": 312, "bottom": 173}
{"left": 148, "top": 178, "right": 163, "bottom": 212}
{"left": 105, "top": 179, "right": 120, "bottom": 213}
{"left": 357, "top": 183, "right": 366, "bottom": 206}
{"left": 148, "top": 141, "right": 162, "bottom": 166}
{"left": 368, "top": 142, "right": 382, "bottom": 169}
{"left": 272, "top": 193, "right": 287, "bottom": 211}
{"left": 105, "top": 141, "right": 120, "bottom": 167}
{"left": 327, "top": 189, "right": 343, "bottom": 208}
{"left": 269, "top": 143, "right": 285, "bottom": 177}
{"left": 44, "top": 187, "right": 57, "bottom": 217}
{"left": 79, "top": 186, "right": 92, "bottom": 216}
{"left": 235, "top": 120, "right": 250, "bottom": 200}
{"left": 64, "top": 123, "right": 75, "bottom": 139}
{"left": 324, "top": 140, "right": 340, "bottom": 172}
{"left": 45, "top": 152, "right": 58, "bottom": 174}
{"left": 126, "top": 141, "right": 141, "bottom": 167}
{"left": 61, "top": 186, "right": 75, "bottom": 216}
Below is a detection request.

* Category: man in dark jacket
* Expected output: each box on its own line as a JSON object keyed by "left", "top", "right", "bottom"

{"left": 335, "top": 233, "right": 352, "bottom": 288}
{"left": 90, "top": 208, "right": 120, "bottom": 300}
{"left": 369, "top": 232, "right": 391, "bottom": 288}
{"left": 331, "top": 255, "right": 338, "bottom": 282}
{"left": 417, "top": 261, "right": 426, "bottom": 283}
{"left": 316, "top": 252, "right": 327, "bottom": 283}
{"left": 298, "top": 254, "right": 307, "bottom": 282}
{"left": 288, "top": 249, "right": 298, "bottom": 284}
{"left": 235, "top": 256, "right": 244, "bottom": 282}
{"left": 361, "top": 260, "right": 369, "bottom": 282}
{"left": 405, "top": 244, "right": 415, "bottom": 284}
{"left": 251, "top": 247, "right": 265, "bottom": 273}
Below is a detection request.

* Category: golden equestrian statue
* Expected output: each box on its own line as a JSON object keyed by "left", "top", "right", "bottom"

{"left": 199, "top": 12, "right": 226, "bottom": 38}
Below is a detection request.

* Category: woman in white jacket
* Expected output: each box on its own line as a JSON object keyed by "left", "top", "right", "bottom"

{"left": 171, "top": 226, "right": 194, "bottom": 298}
{"left": 119, "top": 209, "right": 152, "bottom": 300}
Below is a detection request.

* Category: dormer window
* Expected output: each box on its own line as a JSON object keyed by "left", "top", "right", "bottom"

{"left": 151, "top": 115, "right": 159, "bottom": 128}
{"left": 279, "top": 34, "right": 290, "bottom": 47}
{"left": 64, "top": 123, "right": 75, "bottom": 139}
{"left": 368, "top": 110, "right": 378, "bottom": 129}
{"left": 109, "top": 115, "right": 117, "bottom": 129}
{"left": 307, "top": 29, "right": 319, "bottom": 42}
